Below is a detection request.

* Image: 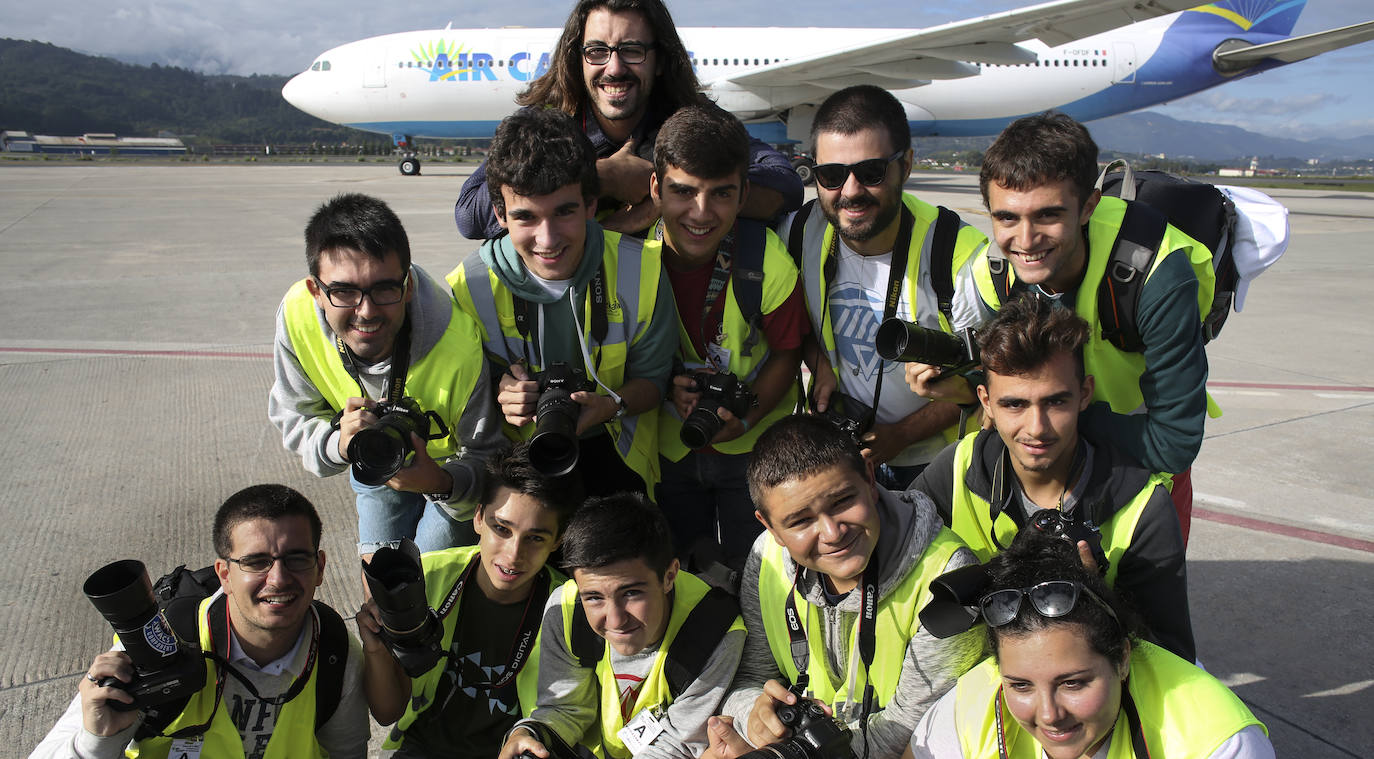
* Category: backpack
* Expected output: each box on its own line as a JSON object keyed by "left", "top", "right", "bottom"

{"left": 134, "top": 564, "right": 349, "bottom": 739}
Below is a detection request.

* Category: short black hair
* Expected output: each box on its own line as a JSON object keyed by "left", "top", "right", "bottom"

{"left": 747, "top": 415, "right": 867, "bottom": 521}
{"left": 980, "top": 110, "right": 1099, "bottom": 208}
{"left": 486, "top": 108, "right": 600, "bottom": 217}
{"left": 560, "top": 492, "right": 674, "bottom": 578}
{"left": 479, "top": 442, "right": 585, "bottom": 535}
{"left": 978, "top": 294, "right": 1090, "bottom": 383}
{"left": 304, "top": 193, "right": 410, "bottom": 277}
{"left": 213, "top": 484, "right": 322, "bottom": 559}
{"left": 654, "top": 99, "right": 750, "bottom": 185}
{"left": 811, "top": 85, "right": 912, "bottom": 156}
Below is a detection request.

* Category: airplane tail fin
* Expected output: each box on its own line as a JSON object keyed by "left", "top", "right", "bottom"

{"left": 1179, "top": 0, "right": 1306, "bottom": 36}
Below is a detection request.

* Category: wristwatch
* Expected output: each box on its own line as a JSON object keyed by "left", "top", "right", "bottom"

{"left": 612, "top": 396, "right": 628, "bottom": 420}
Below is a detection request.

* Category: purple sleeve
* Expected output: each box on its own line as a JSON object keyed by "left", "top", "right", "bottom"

{"left": 747, "top": 138, "right": 804, "bottom": 215}
{"left": 455, "top": 160, "right": 503, "bottom": 240}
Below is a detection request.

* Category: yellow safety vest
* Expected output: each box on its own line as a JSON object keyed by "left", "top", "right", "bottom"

{"left": 557, "top": 571, "right": 745, "bottom": 759}
{"left": 128, "top": 595, "right": 325, "bottom": 759}
{"left": 449, "top": 229, "right": 663, "bottom": 490}
{"left": 281, "top": 276, "right": 485, "bottom": 462}
{"left": 971, "top": 196, "right": 1221, "bottom": 424}
{"left": 953, "top": 642, "right": 1265, "bottom": 758}
{"left": 385, "top": 545, "right": 565, "bottom": 749}
{"left": 655, "top": 226, "right": 801, "bottom": 461}
{"left": 945, "top": 432, "right": 1168, "bottom": 587}
{"left": 756, "top": 526, "right": 966, "bottom": 711}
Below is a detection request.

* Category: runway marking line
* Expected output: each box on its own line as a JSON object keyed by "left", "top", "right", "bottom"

{"left": 1194, "top": 507, "right": 1374, "bottom": 554}
{"left": 1209, "top": 380, "right": 1374, "bottom": 393}
{"left": 0, "top": 346, "right": 271, "bottom": 359}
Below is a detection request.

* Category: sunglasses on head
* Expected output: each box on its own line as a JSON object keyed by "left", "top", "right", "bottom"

{"left": 812, "top": 150, "right": 905, "bottom": 190}
{"left": 978, "top": 580, "right": 1120, "bottom": 628}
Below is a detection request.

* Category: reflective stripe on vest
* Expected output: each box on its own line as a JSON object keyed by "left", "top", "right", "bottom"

{"left": 448, "top": 230, "right": 663, "bottom": 489}
{"left": 281, "top": 277, "right": 485, "bottom": 461}
{"left": 971, "top": 196, "right": 1221, "bottom": 422}
{"left": 945, "top": 433, "right": 1168, "bottom": 587}
{"left": 127, "top": 596, "right": 324, "bottom": 759}
{"left": 558, "top": 571, "right": 744, "bottom": 759}
{"left": 953, "top": 642, "right": 1264, "bottom": 758}
{"left": 656, "top": 228, "right": 801, "bottom": 461}
{"left": 384, "top": 546, "right": 565, "bottom": 750}
{"left": 756, "top": 527, "right": 965, "bottom": 710}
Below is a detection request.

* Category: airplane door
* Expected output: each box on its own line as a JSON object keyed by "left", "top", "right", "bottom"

{"left": 364, "top": 51, "right": 386, "bottom": 88}
{"left": 1112, "top": 42, "right": 1136, "bottom": 84}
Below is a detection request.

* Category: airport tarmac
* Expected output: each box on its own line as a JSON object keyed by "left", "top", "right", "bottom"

{"left": 1, "top": 163, "right": 1369, "bottom": 757}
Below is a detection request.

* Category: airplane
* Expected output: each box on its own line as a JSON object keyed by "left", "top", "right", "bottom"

{"left": 281, "top": 0, "right": 1374, "bottom": 176}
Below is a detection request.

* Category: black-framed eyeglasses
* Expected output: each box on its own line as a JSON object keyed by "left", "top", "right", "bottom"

{"left": 978, "top": 580, "right": 1119, "bottom": 628}
{"left": 813, "top": 150, "right": 906, "bottom": 190}
{"left": 313, "top": 271, "right": 409, "bottom": 308}
{"left": 226, "top": 551, "right": 319, "bottom": 574}
{"left": 582, "top": 42, "right": 654, "bottom": 65}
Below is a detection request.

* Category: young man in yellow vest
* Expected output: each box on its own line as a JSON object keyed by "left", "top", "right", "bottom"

{"left": 782, "top": 85, "right": 990, "bottom": 492}
{"left": 449, "top": 108, "right": 677, "bottom": 498}
{"left": 498, "top": 493, "right": 745, "bottom": 759}
{"left": 912, "top": 295, "right": 1194, "bottom": 661}
{"left": 32, "top": 485, "right": 368, "bottom": 758}
{"left": 647, "top": 102, "right": 807, "bottom": 575}
{"left": 270, "top": 193, "right": 505, "bottom": 558}
{"left": 716, "top": 415, "right": 981, "bottom": 759}
{"left": 357, "top": 442, "right": 584, "bottom": 757}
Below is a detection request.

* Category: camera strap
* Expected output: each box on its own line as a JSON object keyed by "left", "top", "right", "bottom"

{"left": 511, "top": 263, "right": 609, "bottom": 370}
{"left": 333, "top": 319, "right": 412, "bottom": 403}
{"left": 214, "top": 599, "right": 324, "bottom": 708}
{"left": 435, "top": 556, "right": 552, "bottom": 690}
{"left": 781, "top": 552, "right": 880, "bottom": 716}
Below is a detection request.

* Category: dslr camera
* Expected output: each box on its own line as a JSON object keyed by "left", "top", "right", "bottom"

{"left": 816, "top": 391, "right": 875, "bottom": 450}
{"left": 737, "top": 697, "right": 856, "bottom": 759}
{"left": 679, "top": 370, "right": 758, "bottom": 450}
{"left": 529, "top": 362, "right": 597, "bottom": 477}
{"left": 82, "top": 559, "right": 207, "bottom": 711}
{"left": 1030, "top": 508, "right": 1110, "bottom": 575}
{"left": 346, "top": 397, "right": 450, "bottom": 486}
{"left": 361, "top": 539, "right": 447, "bottom": 677}
{"left": 874, "top": 318, "right": 980, "bottom": 376}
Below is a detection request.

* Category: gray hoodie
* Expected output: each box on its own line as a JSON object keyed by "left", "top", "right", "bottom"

{"left": 722, "top": 486, "right": 983, "bottom": 759}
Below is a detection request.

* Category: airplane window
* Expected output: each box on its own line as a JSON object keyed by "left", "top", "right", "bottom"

{"left": 311, "top": 62, "right": 320, "bottom": 71}
{"left": 322, "top": 61, "right": 331, "bottom": 71}
{"left": 753, "top": 59, "right": 758, "bottom": 65}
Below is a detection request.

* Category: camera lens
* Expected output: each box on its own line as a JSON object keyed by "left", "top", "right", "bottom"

{"left": 530, "top": 389, "right": 581, "bottom": 477}
{"left": 680, "top": 407, "right": 723, "bottom": 450}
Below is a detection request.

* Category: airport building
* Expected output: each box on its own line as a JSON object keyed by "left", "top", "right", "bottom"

{"left": 1, "top": 131, "right": 187, "bottom": 156}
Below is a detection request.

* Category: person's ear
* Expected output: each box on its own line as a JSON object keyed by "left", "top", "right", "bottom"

{"left": 662, "top": 558, "right": 680, "bottom": 593}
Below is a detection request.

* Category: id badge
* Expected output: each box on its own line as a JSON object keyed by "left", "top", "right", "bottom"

{"left": 617, "top": 707, "right": 666, "bottom": 754}
{"left": 706, "top": 343, "right": 732, "bottom": 373}
{"left": 167, "top": 736, "right": 204, "bottom": 759}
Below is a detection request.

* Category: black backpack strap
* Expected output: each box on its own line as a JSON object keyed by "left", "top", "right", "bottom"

{"left": 569, "top": 598, "right": 606, "bottom": 669}
{"left": 311, "top": 601, "right": 350, "bottom": 730}
{"left": 732, "top": 219, "right": 769, "bottom": 355}
{"left": 785, "top": 199, "right": 817, "bottom": 269}
{"left": 1098, "top": 200, "right": 1168, "bottom": 353}
{"left": 663, "top": 587, "right": 741, "bottom": 699}
{"left": 1203, "top": 196, "right": 1239, "bottom": 343}
{"left": 134, "top": 592, "right": 226, "bottom": 740}
{"left": 928, "top": 205, "right": 960, "bottom": 326}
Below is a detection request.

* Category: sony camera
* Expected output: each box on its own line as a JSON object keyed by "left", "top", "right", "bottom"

{"left": 1030, "top": 508, "right": 1110, "bottom": 575}
{"left": 737, "top": 697, "right": 856, "bottom": 759}
{"left": 816, "top": 391, "right": 875, "bottom": 450}
{"left": 360, "top": 539, "right": 447, "bottom": 677}
{"left": 874, "top": 318, "right": 980, "bottom": 376}
{"left": 529, "top": 362, "right": 597, "bottom": 477}
{"left": 680, "top": 371, "right": 758, "bottom": 450}
{"left": 82, "top": 559, "right": 207, "bottom": 711}
{"left": 346, "top": 396, "right": 450, "bottom": 486}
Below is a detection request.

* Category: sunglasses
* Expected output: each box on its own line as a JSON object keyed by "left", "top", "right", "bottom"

{"left": 978, "top": 580, "right": 1119, "bottom": 628}
{"left": 812, "top": 150, "right": 905, "bottom": 190}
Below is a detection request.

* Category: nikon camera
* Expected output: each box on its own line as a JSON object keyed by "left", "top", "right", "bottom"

{"left": 346, "top": 397, "right": 450, "bottom": 486}
{"left": 737, "top": 698, "right": 856, "bottom": 759}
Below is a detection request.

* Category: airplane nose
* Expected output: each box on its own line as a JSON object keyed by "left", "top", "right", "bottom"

{"left": 282, "top": 73, "right": 311, "bottom": 113}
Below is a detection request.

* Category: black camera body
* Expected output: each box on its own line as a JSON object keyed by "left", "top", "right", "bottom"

{"left": 817, "top": 392, "right": 875, "bottom": 450}
{"left": 361, "top": 540, "right": 447, "bottom": 677}
{"left": 738, "top": 697, "right": 855, "bottom": 759}
{"left": 529, "top": 362, "right": 597, "bottom": 477}
{"left": 680, "top": 371, "right": 758, "bottom": 449}
{"left": 874, "top": 318, "right": 980, "bottom": 376}
{"left": 82, "top": 560, "right": 207, "bottom": 712}
{"left": 347, "top": 396, "right": 450, "bottom": 486}
{"left": 1030, "top": 508, "right": 1110, "bottom": 574}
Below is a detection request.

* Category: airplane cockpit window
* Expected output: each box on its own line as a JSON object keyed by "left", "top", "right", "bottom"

{"left": 322, "top": 61, "right": 331, "bottom": 71}
{"left": 311, "top": 62, "right": 320, "bottom": 71}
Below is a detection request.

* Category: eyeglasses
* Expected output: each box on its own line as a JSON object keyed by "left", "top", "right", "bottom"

{"left": 978, "top": 580, "right": 1119, "bottom": 628}
{"left": 812, "top": 150, "right": 906, "bottom": 190}
{"left": 313, "top": 272, "right": 409, "bottom": 308}
{"left": 226, "top": 551, "right": 319, "bottom": 574}
{"left": 582, "top": 42, "right": 654, "bottom": 65}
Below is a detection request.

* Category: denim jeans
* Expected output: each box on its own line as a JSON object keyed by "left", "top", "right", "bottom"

{"left": 656, "top": 451, "right": 762, "bottom": 572}
{"left": 350, "top": 471, "right": 477, "bottom": 555}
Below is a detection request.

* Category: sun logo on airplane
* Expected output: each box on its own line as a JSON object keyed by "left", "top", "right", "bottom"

{"left": 1191, "top": 0, "right": 1303, "bottom": 32}
{"left": 410, "top": 40, "right": 471, "bottom": 82}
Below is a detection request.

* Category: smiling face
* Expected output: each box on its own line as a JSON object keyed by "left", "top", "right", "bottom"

{"left": 755, "top": 461, "right": 881, "bottom": 594}
{"left": 998, "top": 625, "right": 1128, "bottom": 759}
{"left": 987, "top": 179, "right": 1100, "bottom": 295}
{"left": 473, "top": 488, "right": 562, "bottom": 604}
{"left": 651, "top": 163, "right": 747, "bottom": 266}
{"left": 573, "top": 557, "right": 677, "bottom": 656}
{"left": 978, "top": 350, "right": 1093, "bottom": 482}
{"left": 814, "top": 127, "right": 910, "bottom": 255}
{"left": 581, "top": 7, "right": 659, "bottom": 138}
{"left": 497, "top": 183, "right": 595, "bottom": 282}
{"left": 305, "top": 248, "right": 412, "bottom": 363}
{"left": 215, "top": 515, "right": 324, "bottom": 646}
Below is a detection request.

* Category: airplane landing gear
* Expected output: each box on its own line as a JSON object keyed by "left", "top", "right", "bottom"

{"left": 790, "top": 155, "right": 815, "bottom": 186}
{"left": 399, "top": 155, "right": 421, "bottom": 176}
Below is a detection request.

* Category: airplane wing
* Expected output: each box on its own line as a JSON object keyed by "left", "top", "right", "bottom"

{"left": 716, "top": 0, "right": 1199, "bottom": 91}
{"left": 1214, "top": 19, "right": 1374, "bottom": 66}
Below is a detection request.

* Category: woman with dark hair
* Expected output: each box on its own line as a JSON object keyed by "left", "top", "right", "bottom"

{"left": 906, "top": 531, "right": 1272, "bottom": 759}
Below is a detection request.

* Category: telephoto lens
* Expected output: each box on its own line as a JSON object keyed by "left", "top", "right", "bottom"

{"left": 874, "top": 318, "right": 974, "bottom": 369}
{"left": 529, "top": 362, "right": 593, "bottom": 477}
{"left": 362, "top": 540, "right": 446, "bottom": 676}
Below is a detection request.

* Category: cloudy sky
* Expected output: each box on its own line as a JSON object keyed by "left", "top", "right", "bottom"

{"left": 8, "top": 0, "right": 1373, "bottom": 139}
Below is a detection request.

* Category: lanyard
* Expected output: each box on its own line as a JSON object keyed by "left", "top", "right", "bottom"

{"left": 781, "top": 551, "right": 881, "bottom": 718}
{"left": 995, "top": 681, "right": 1148, "bottom": 758}
{"left": 442, "top": 556, "right": 552, "bottom": 690}
{"left": 657, "top": 220, "right": 738, "bottom": 368}
{"left": 511, "top": 263, "right": 609, "bottom": 372}
{"left": 334, "top": 319, "right": 411, "bottom": 403}
{"left": 219, "top": 599, "right": 322, "bottom": 708}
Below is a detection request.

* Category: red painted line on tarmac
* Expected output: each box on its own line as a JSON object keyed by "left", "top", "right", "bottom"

{"left": 1208, "top": 380, "right": 1374, "bottom": 393}
{"left": 0, "top": 346, "right": 271, "bottom": 359}
{"left": 1193, "top": 507, "right": 1374, "bottom": 554}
